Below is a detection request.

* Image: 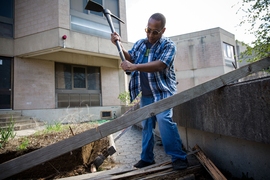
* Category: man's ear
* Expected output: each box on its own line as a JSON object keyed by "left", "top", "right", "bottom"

{"left": 162, "top": 28, "right": 166, "bottom": 34}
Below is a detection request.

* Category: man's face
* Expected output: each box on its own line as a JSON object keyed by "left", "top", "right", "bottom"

{"left": 146, "top": 18, "right": 165, "bottom": 44}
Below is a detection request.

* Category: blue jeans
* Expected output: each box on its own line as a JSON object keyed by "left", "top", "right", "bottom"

{"left": 140, "top": 95, "right": 187, "bottom": 162}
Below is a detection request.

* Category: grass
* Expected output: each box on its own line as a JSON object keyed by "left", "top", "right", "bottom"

{"left": 0, "top": 117, "right": 16, "bottom": 148}
{"left": 17, "top": 137, "right": 29, "bottom": 151}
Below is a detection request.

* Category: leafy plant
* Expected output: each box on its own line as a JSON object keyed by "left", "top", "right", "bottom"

{"left": 0, "top": 117, "right": 16, "bottom": 148}
{"left": 17, "top": 137, "right": 29, "bottom": 151}
{"left": 236, "top": 0, "right": 270, "bottom": 61}
{"left": 118, "top": 91, "right": 130, "bottom": 105}
{"left": 44, "top": 121, "right": 63, "bottom": 133}
{"left": 118, "top": 91, "right": 141, "bottom": 106}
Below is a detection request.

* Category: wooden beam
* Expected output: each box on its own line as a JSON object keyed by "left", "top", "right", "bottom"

{"left": 193, "top": 144, "right": 227, "bottom": 180}
{"left": 0, "top": 57, "right": 269, "bottom": 179}
{"left": 110, "top": 165, "right": 201, "bottom": 179}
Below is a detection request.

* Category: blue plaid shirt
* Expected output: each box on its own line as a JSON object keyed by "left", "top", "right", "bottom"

{"left": 128, "top": 36, "right": 177, "bottom": 102}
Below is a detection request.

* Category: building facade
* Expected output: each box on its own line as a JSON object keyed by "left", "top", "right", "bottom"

{"left": 0, "top": 0, "right": 238, "bottom": 123}
{"left": 0, "top": 0, "right": 133, "bottom": 122}
{"left": 171, "top": 27, "right": 237, "bottom": 93}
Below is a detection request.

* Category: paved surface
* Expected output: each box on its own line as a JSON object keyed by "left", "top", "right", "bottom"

{"left": 112, "top": 125, "right": 170, "bottom": 169}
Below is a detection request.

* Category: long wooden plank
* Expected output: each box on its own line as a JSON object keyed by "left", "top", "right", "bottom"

{"left": 0, "top": 57, "right": 269, "bottom": 179}
{"left": 138, "top": 169, "right": 198, "bottom": 180}
{"left": 193, "top": 145, "right": 227, "bottom": 180}
{"left": 110, "top": 165, "right": 201, "bottom": 180}
{"left": 76, "top": 161, "right": 171, "bottom": 180}
{"left": 110, "top": 164, "right": 172, "bottom": 179}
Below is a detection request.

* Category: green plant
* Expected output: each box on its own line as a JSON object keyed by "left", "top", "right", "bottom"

{"left": 44, "top": 121, "right": 63, "bottom": 133}
{"left": 17, "top": 137, "right": 29, "bottom": 151}
{"left": 236, "top": 0, "right": 270, "bottom": 61}
{"left": 118, "top": 91, "right": 130, "bottom": 105}
{"left": 0, "top": 117, "right": 16, "bottom": 147}
{"left": 118, "top": 91, "right": 141, "bottom": 106}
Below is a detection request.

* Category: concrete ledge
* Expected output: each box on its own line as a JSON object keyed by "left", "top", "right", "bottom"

{"left": 174, "top": 76, "right": 270, "bottom": 144}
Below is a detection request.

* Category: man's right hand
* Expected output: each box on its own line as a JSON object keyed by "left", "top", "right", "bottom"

{"left": 111, "top": 32, "right": 120, "bottom": 45}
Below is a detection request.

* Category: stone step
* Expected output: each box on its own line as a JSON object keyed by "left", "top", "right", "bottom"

{"left": 0, "top": 111, "right": 45, "bottom": 131}
{"left": 0, "top": 110, "right": 21, "bottom": 115}
{"left": 0, "top": 111, "right": 22, "bottom": 120}
{"left": 0, "top": 120, "right": 45, "bottom": 131}
{"left": 13, "top": 121, "right": 45, "bottom": 131}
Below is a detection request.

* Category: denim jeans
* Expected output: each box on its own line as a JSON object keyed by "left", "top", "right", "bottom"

{"left": 140, "top": 95, "right": 187, "bottom": 162}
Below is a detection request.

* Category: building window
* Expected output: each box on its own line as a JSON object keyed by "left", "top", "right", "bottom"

{"left": 223, "top": 42, "right": 236, "bottom": 67}
{"left": 55, "top": 63, "right": 101, "bottom": 108}
{"left": 70, "top": 0, "right": 120, "bottom": 39}
{"left": 0, "top": 0, "right": 14, "bottom": 38}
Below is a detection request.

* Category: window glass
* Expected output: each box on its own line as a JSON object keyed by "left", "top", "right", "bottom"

{"left": 87, "top": 67, "right": 100, "bottom": 90}
{"left": 223, "top": 42, "right": 235, "bottom": 67}
{"left": 0, "top": 58, "right": 11, "bottom": 89}
{"left": 55, "top": 63, "right": 101, "bottom": 108}
{"left": 58, "top": 94, "right": 69, "bottom": 107}
{"left": 223, "top": 43, "right": 234, "bottom": 60}
{"left": 55, "top": 63, "right": 72, "bottom": 89}
{"left": 73, "top": 67, "right": 86, "bottom": 88}
{"left": 90, "top": 94, "right": 101, "bottom": 106}
{"left": 0, "top": 0, "right": 13, "bottom": 38}
{"left": 70, "top": 0, "right": 120, "bottom": 38}
{"left": 0, "top": 0, "right": 13, "bottom": 18}
{"left": 71, "top": 16, "right": 115, "bottom": 39}
{"left": 90, "top": 0, "right": 103, "bottom": 16}
{"left": 104, "top": 0, "right": 119, "bottom": 23}
{"left": 0, "top": 22, "right": 13, "bottom": 38}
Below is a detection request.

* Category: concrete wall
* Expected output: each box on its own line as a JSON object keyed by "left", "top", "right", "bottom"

{"left": 13, "top": 58, "right": 55, "bottom": 110}
{"left": 178, "top": 126, "right": 270, "bottom": 180}
{"left": 0, "top": 37, "right": 13, "bottom": 56}
{"left": 101, "top": 67, "right": 121, "bottom": 106}
{"left": 174, "top": 77, "right": 270, "bottom": 179}
{"left": 21, "top": 106, "right": 122, "bottom": 124}
{"left": 171, "top": 27, "right": 236, "bottom": 93}
{"left": 14, "top": 0, "right": 69, "bottom": 38}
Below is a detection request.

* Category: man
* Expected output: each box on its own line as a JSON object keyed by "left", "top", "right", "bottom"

{"left": 111, "top": 13, "right": 188, "bottom": 170}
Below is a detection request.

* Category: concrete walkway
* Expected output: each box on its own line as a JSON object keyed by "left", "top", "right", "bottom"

{"left": 112, "top": 125, "right": 170, "bottom": 168}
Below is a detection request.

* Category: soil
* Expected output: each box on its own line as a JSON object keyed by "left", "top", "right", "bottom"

{"left": 1, "top": 123, "right": 224, "bottom": 180}
{"left": 0, "top": 123, "right": 116, "bottom": 180}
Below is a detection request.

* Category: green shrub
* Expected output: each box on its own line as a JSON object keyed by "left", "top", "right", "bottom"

{"left": 44, "top": 121, "right": 63, "bottom": 133}
{"left": 17, "top": 137, "right": 29, "bottom": 151}
{"left": 0, "top": 117, "right": 16, "bottom": 148}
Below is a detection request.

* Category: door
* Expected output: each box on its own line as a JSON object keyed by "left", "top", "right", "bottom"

{"left": 0, "top": 57, "right": 12, "bottom": 109}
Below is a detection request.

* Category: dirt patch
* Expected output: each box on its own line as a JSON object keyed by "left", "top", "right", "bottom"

{"left": 0, "top": 123, "right": 116, "bottom": 179}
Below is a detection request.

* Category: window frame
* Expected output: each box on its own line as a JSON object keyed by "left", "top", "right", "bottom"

{"left": 223, "top": 42, "right": 236, "bottom": 67}
{"left": 70, "top": 0, "right": 120, "bottom": 39}
{"left": 55, "top": 63, "right": 102, "bottom": 108}
{"left": 0, "top": 0, "right": 14, "bottom": 38}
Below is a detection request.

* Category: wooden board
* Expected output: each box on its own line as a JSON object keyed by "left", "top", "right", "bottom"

{"left": 193, "top": 145, "right": 227, "bottom": 180}
{"left": 0, "top": 57, "right": 269, "bottom": 179}
{"left": 110, "top": 165, "right": 201, "bottom": 180}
